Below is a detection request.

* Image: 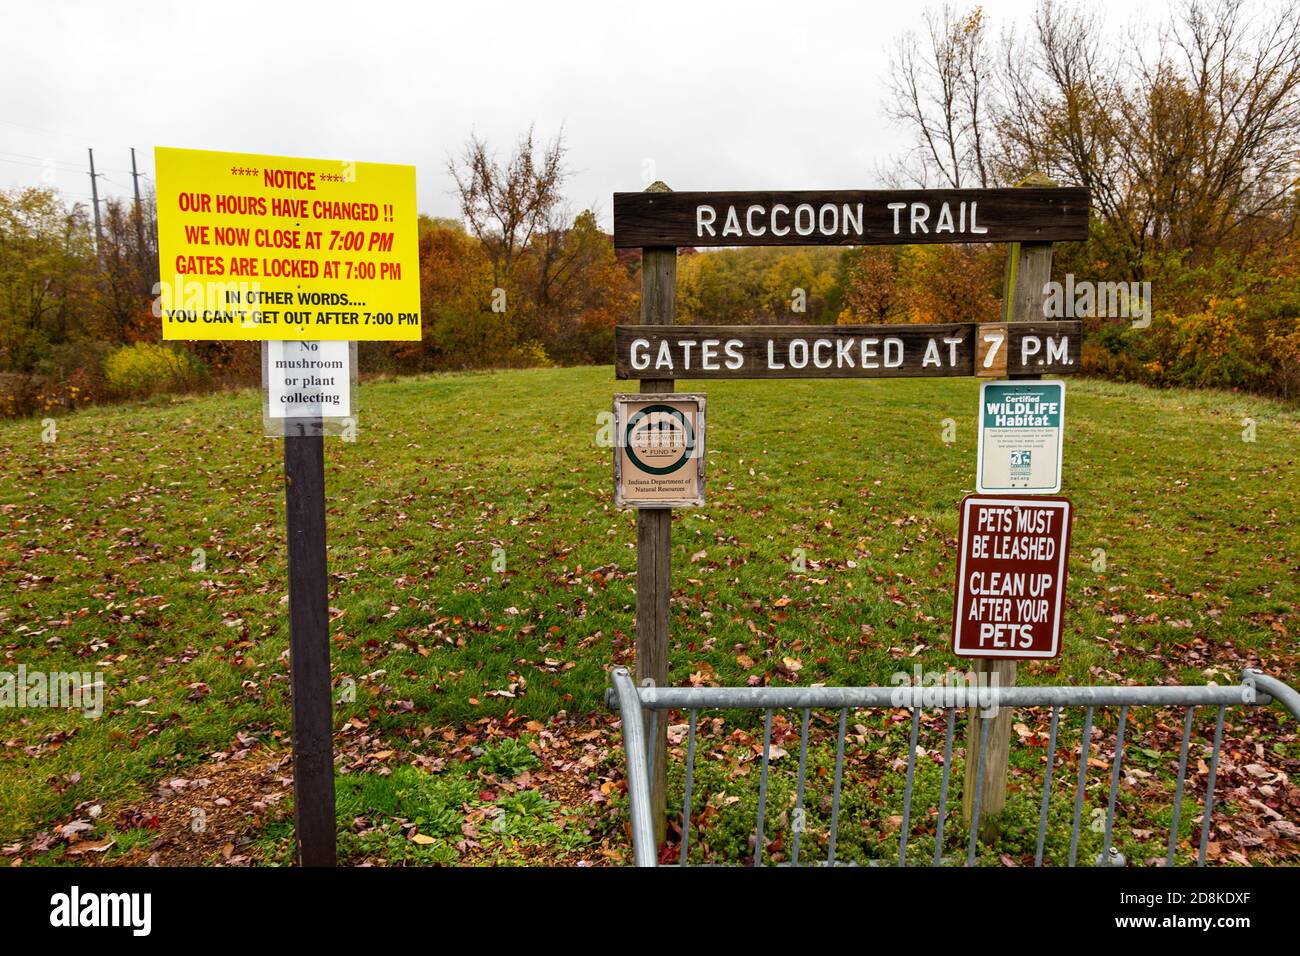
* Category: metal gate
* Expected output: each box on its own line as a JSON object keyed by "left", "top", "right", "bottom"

{"left": 607, "top": 667, "right": 1300, "bottom": 867}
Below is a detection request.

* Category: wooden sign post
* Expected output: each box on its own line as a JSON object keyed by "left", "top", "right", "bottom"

{"left": 283, "top": 423, "right": 336, "bottom": 866}
{"left": 963, "top": 175, "right": 1059, "bottom": 842}
{"left": 612, "top": 177, "right": 1088, "bottom": 850}
{"left": 636, "top": 182, "right": 676, "bottom": 846}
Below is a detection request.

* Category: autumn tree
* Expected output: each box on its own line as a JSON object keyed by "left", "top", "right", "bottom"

{"left": 897, "top": 244, "right": 1002, "bottom": 323}
{"left": 95, "top": 197, "right": 156, "bottom": 343}
{"left": 760, "top": 251, "right": 842, "bottom": 323}
{"left": 677, "top": 247, "right": 846, "bottom": 325}
{"left": 0, "top": 187, "right": 96, "bottom": 371}
{"left": 887, "top": 3, "right": 994, "bottom": 188}
{"left": 518, "top": 209, "right": 636, "bottom": 363}
{"left": 447, "top": 126, "right": 567, "bottom": 290}
{"left": 412, "top": 216, "right": 512, "bottom": 370}
{"left": 840, "top": 248, "right": 900, "bottom": 322}
{"left": 889, "top": 1, "right": 1300, "bottom": 275}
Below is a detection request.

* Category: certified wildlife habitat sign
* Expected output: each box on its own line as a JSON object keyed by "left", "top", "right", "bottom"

{"left": 952, "top": 495, "right": 1073, "bottom": 659}
{"left": 613, "top": 394, "right": 706, "bottom": 508}
{"left": 977, "top": 380, "right": 1065, "bottom": 494}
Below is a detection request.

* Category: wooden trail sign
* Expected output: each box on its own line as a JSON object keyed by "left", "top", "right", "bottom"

{"left": 613, "top": 188, "right": 1089, "bottom": 248}
{"left": 614, "top": 177, "right": 1090, "bottom": 854}
{"left": 615, "top": 322, "right": 1082, "bottom": 380}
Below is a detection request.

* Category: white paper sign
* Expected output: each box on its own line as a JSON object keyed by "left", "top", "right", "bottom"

{"left": 265, "top": 340, "right": 351, "bottom": 419}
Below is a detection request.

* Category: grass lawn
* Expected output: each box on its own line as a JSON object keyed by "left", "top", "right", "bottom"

{"left": 0, "top": 366, "right": 1296, "bottom": 865}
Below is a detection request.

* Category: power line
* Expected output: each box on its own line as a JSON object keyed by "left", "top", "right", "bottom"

{"left": 0, "top": 152, "right": 143, "bottom": 177}
{"left": 0, "top": 118, "right": 73, "bottom": 137}
{"left": 0, "top": 156, "right": 63, "bottom": 171}
{"left": 0, "top": 150, "right": 86, "bottom": 169}
{"left": 0, "top": 180, "right": 95, "bottom": 199}
{"left": 0, "top": 118, "right": 141, "bottom": 153}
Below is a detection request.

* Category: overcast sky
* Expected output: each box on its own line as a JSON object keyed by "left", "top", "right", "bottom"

{"left": 5, "top": 0, "right": 1144, "bottom": 227}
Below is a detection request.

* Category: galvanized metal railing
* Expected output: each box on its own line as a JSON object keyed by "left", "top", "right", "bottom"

{"left": 607, "top": 667, "right": 1300, "bottom": 867}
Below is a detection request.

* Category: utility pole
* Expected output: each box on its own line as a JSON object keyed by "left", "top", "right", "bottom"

{"left": 130, "top": 147, "right": 151, "bottom": 290}
{"left": 87, "top": 148, "right": 103, "bottom": 259}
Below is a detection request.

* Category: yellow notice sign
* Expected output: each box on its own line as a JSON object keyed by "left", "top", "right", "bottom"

{"left": 155, "top": 146, "right": 420, "bottom": 340}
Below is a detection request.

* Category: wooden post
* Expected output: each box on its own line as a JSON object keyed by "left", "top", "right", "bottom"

{"left": 284, "top": 426, "right": 337, "bottom": 866}
{"left": 637, "top": 181, "right": 675, "bottom": 847}
{"left": 963, "top": 173, "right": 1056, "bottom": 844}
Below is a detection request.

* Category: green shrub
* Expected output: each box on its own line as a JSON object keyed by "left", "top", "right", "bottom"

{"left": 478, "top": 736, "right": 540, "bottom": 778}
{"left": 103, "top": 343, "right": 208, "bottom": 399}
{"left": 336, "top": 765, "right": 476, "bottom": 840}
{"left": 504, "top": 341, "right": 553, "bottom": 369}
